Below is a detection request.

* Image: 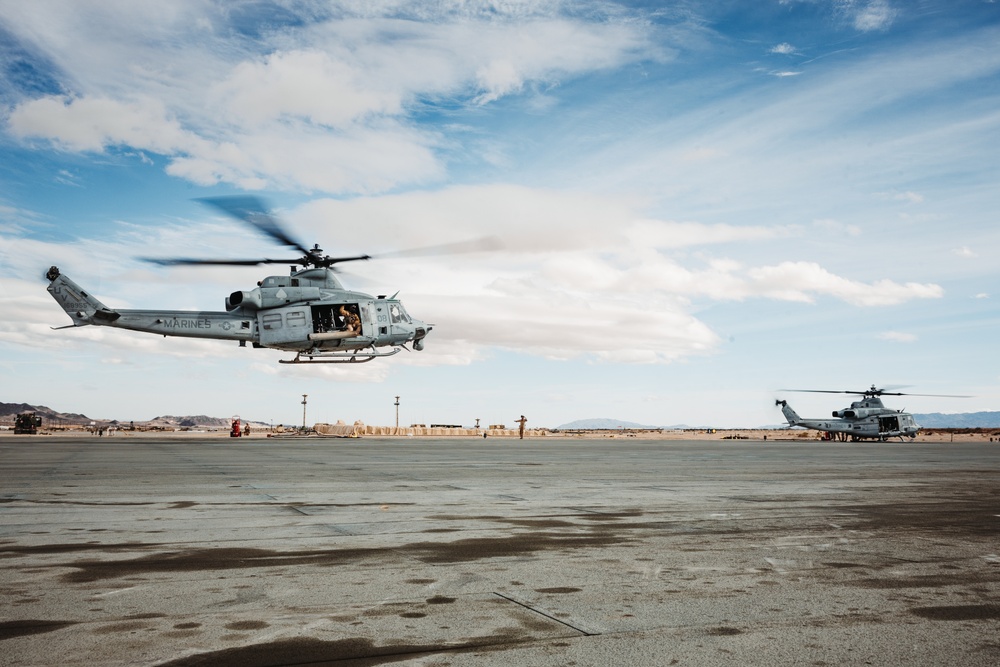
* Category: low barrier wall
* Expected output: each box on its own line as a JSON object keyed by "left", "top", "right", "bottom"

{"left": 314, "top": 422, "right": 544, "bottom": 438}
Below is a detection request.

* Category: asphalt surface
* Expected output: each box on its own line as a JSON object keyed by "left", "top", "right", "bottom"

{"left": 1, "top": 435, "right": 999, "bottom": 666}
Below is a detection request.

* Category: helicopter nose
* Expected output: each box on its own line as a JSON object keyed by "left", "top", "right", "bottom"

{"left": 412, "top": 321, "right": 432, "bottom": 351}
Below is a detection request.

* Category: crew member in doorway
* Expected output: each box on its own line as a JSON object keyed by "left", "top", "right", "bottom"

{"left": 339, "top": 305, "right": 361, "bottom": 335}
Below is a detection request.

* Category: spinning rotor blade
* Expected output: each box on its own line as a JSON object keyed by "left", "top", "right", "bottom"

{"left": 140, "top": 257, "right": 302, "bottom": 267}
{"left": 197, "top": 196, "right": 312, "bottom": 256}
{"left": 875, "top": 391, "right": 972, "bottom": 398}
{"left": 781, "top": 388, "right": 971, "bottom": 398}
{"left": 142, "top": 195, "right": 501, "bottom": 270}
{"left": 781, "top": 389, "right": 878, "bottom": 395}
{"left": 372, "top": 236, "right": 503, "bottom": 260}
{"left": 321, "top": 253, "right": 372, "bottom": 267}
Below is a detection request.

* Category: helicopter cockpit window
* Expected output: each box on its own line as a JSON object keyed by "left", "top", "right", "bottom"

{"left": 389, "top": 303, "right": 410, "bottom": 324}
{"left": 261, "top": 313, "right": 282, "bottom": 330}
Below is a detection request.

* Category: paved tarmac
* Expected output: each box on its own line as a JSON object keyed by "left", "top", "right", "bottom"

{"left": 1, "top": 435, "right": 999, "bottom": 666}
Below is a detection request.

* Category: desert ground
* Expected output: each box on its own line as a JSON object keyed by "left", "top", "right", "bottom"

{"left": 1, "top": 434, "right": 998, "bottom": 666}
{"left": 4, "top": 425, "right": 996, "bottom": 443}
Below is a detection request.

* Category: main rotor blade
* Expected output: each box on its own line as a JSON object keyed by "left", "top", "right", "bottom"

{"left": 372, "top": 236, "right": 503, "bottom": 260}
{"left": 197, "top": 196, "right": 312, "bottom": 256}
{"left": 141, "top": 257, "right": 301, "bottom": 266}
{"left": 323, "top": 254, "right": 372, "bottom": 266}
{"left": 780, "top": 389, "right": 862, "bottom": 395}
{"left": 884, "top": 392, "right": 973, "bottom": 398}
{"left": 781, "top": 388, "right": 901, "bottom": 395}
{"left": 780, "top": 388, "right": 971, "bottom": 398}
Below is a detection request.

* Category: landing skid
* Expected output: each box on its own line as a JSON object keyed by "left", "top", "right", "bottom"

{"left": 279, "top": 346, "right": 402, "bottom": 364}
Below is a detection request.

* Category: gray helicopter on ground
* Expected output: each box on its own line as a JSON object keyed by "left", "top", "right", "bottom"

{"left": 46, "top": 196, "right": 491, "bottom": 364}
{"left": 775, "top": 385, "right": 966, "bottom": 441}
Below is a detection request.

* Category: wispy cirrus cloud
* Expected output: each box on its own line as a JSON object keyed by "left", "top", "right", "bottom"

{"left": 878, "top": 331, "right": 918, "bottom": 343}
{"left": 952, "top": 246, "right": 977, "bottom": 258}
{"left": 847, "top": 0, "right": 897, "bottom": 32}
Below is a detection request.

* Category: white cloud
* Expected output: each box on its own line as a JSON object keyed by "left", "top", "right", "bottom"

{"left": 878, "top": 331, "right": 917, "bottom": 343}
{"left": 0, "top": 185, "right": 947, "bottom": 367}
{"left": 746, "top": 261, "right": 943, "bottom": 306}
{"left": 623, "top": 219, "right": 795, "bottom": 249}
{"left": 813, "top": 218, "right": 862, "bottom": 236}
{"left": 770, "top": 43, "right": 796, "bottom": 55}
{"left": 8, "top": 95, "right": 198, "bottom": 153}
{"left": 214, "top": 50, "right": 404, "bottom": 128}
{"left": 952, "top": 246, "right": 977, "bottom": 258}
{"left": 2, "top": 4, "right": 658, "bottom": 195}
{"left": 848, "top": 0, "right": 897, "bottom": 32}
{"left": 875, "top": 190, "right": 924, "bottom": 204}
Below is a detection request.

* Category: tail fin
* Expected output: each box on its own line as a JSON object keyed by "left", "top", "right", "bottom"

{"left": 775, "top": 399, "right": 801, "bottom": 426}
{"left": 45, "top": 266, "right": 119, "bottom": 327}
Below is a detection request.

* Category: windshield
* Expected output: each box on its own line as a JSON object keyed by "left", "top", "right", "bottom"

{"left": 389, "top": 302, "right": 410, "bottom": 324}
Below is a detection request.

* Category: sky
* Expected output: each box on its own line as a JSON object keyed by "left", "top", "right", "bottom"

{"left": 1, "top": 0, "right": 998, "bottom": 429}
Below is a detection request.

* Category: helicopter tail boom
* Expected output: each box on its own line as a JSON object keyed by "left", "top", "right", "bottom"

{"left": 775, "top": 399, "right": 802, "bottom": 426}
{"left": 45, "top": 266, "right": 119, "bottom": 328}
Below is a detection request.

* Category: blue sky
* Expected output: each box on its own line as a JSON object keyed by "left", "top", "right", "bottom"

{"left": 1, "top": 0, "right": 998, "bottom": 428}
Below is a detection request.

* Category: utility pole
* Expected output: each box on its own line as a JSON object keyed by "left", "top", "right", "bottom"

{"left": 394, "top": 396, "right": 400, "bottom": 429}
{"left": 301, "top": 394, "right": 308, "bottom": 430}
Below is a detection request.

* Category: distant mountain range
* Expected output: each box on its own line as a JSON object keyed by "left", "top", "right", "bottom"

{"left": 557, "top": 418, "right": 676, "bottom": 430}
{"left": 911, "top": 412, "right": 1000, "bottom": 428}
{"left": 559, "top": 413, "right": 1000, "bottom": 430}
{"left": 0, "top": 402, "right": 91, "bottom": 424}
{"left": 0, "top": 402, "right": 250, "bottom": 428}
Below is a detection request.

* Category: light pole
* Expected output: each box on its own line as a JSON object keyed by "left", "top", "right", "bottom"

{"left": 301, "top": 394, "right": 308, "bottom": 430}
{"left": 394, "top": 396, "right": 400, "bottom": 429}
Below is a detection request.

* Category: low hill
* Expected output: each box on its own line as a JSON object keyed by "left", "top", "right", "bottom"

{"left": 557, "top": 418, "right": 668, "bottom": 430}
{"left": 0, "top": 402, "right": 91, "bottom": 424}
{"left": 912, "top": 412, "right": 1000, "bottom": 428}
{"left": 1, "top": 402, "right": 255, "bottom": 429}
{"left": 561, "top": 413, "right": 1000, "bottom": 430}
{"left": 146, "top": 415, "right": 234, "bottom": 429}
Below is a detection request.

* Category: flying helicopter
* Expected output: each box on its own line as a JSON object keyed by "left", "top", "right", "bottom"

{"left": 45, "top": 196, "right": 493, "bottom": 364}
{"left": 775, "top": 385, "right": 967, "bottom": 441}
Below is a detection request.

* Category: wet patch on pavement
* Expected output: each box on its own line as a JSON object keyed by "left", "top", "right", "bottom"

{"left": 152, "top": 630, "right": 553, "bottom": 667}
{"left": 0, "top": 619, "right": 76, "bottom": 640}
{"left": 909, "top": 604, "right": 1000, "bottom": 621}
{"left": 535, "top": 587, "right": 582, "bottom": 594}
